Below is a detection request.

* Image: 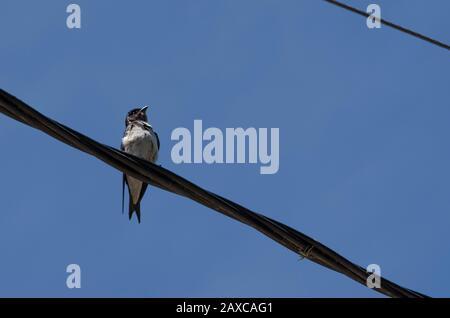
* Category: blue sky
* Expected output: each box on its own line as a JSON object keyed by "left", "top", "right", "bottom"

{"left": 0, "top": 0, "right": 449, "bottom": 297}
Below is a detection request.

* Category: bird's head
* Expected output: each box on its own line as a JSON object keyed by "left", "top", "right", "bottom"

{"left": 125, "top": 106, "right": 148, "bottom": 126}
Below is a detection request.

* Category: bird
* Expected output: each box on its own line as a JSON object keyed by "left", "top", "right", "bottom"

{"left": 121, "top": 106, "right": 160, "bottom": 223}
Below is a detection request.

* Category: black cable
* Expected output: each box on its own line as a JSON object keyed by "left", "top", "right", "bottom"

{"left": 324, "top": 0, "right": 450, "bottom": 51}
{"left": 0, "top": 89, "right": 428, "bottom": 298}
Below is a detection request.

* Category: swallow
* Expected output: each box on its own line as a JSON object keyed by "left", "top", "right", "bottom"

{"left": 121, "top": 106, "right": 160, "bottom": 223}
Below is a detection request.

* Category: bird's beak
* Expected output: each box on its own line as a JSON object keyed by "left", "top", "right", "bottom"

{"left": 140, "top": 106, "right": 149, "bottom": 113}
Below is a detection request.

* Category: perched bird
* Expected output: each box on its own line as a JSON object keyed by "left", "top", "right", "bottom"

{"left": 121, "top": 106, "right": 160, "bottom": 223}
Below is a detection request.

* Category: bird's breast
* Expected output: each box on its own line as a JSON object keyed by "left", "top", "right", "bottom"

{"left": 122, "top": 126, "right": 158, "bottom": 162}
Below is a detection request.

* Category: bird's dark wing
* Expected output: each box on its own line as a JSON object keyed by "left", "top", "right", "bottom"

{"left": 140, "top": 122, "right": 160, "bottom": 150}
{"left": 121, "top": 140, "right": 126, "bottom": 214}
{"left": 155, "top": 131, "right": 160, "bottom": 150}
{"left": 122, "top": 174, "right": 127, "bottom": 215}
{"left": 137, "top": 183, "right": 148, "bottom": 208}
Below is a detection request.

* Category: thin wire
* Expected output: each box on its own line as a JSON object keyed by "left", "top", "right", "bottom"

{"left": 324, "top": 0, "right": 450, "bottom": 51}
{"left": 0, "top": 89, "right": 429, "bottom": 298}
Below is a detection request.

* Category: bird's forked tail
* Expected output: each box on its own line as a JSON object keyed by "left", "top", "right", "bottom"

{"left": 128, "top": 200, "right": 141, "bottom": 224}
